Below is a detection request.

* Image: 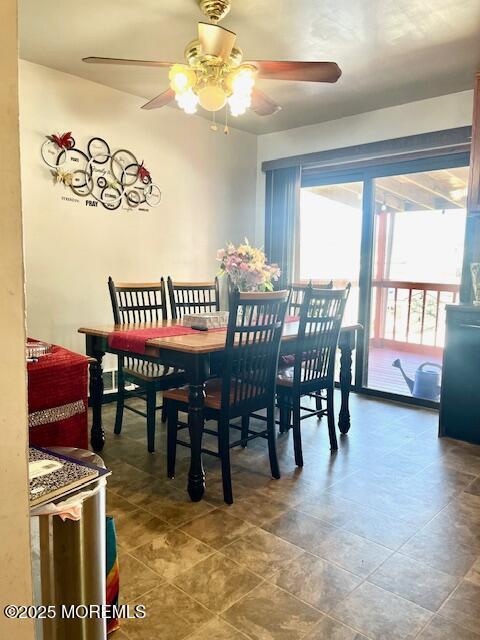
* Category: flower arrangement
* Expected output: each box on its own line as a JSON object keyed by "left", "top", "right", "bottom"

{"left": 217, "top": 239, "right": 281, "bottom": 292}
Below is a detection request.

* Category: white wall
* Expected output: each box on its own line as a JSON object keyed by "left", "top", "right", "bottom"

{"left": 255, "top": 90, "right": 474, "bottom": 243}
{"left": 0, "top": 5, "right": 34, "bottom": 639}
{"left": 19, "top": 61, "right": 257, "bottom": 357}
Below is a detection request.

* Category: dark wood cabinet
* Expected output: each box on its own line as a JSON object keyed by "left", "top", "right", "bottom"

{"left": 460, "top": 71, "right": 480, "bottom": 302}
{"left": 468, "top": 73, "right": 480, "bottom": 214}
{"left": 439, "top": 304, "right": 480, "bottom": 444}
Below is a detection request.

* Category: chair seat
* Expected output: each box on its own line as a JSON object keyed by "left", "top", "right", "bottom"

{"left": 163, "top": 378, "right": 225, "bottom": 410}
{"left": 277, "top": 366, "right": 295, "bottom": 386}
{"left": 124, "top": 358, "right": 183, "bottom": 382}
{"left": 276, "top": 366, "right": 328, "bottom": 388}
{"left": 164, "top": 378, "right": 264, "bottom": 410}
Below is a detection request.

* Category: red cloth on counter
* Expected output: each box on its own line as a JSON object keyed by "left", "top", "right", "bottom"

{"left": 28, "top": 414, "right": 88, "bottom": 450}
{"left": 28, "top": 340, "right": 89, "bottom": 450}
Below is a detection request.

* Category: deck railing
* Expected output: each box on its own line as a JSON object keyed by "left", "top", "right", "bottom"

{"left": 371, "top": 280, "right": 460, "bottom": 352}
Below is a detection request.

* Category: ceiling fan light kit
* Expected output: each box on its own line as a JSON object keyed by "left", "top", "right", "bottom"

{"left": 82, "top": 0, "right": 341, "bottom": 123}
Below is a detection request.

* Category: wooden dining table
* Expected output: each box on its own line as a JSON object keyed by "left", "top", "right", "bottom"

{"left": 79, "top": 319, "right": 361, "bottom": 502}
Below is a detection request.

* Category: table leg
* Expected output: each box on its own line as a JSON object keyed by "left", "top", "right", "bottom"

{"left": 87, "top": 337, "right": 105, "bottom": 452}
{"left": 186, "top": 356, "right": 209, "bottom": 502}
{"left": 338, "top": 332, "right": 355, "bottom": 435}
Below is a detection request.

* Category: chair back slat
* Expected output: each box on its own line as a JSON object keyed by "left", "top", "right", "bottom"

{"left": 167, "top": 277, "right": 220, "bottom": 319}
{"left": 108, "top": 277, "right": 167, "bottom": 324}
{"left": 294, "top": 284, "right": 350, "bottom": 386}
{"left": 222, "top": 289, "right": 290, "bottom": 413}
{"left": 289, "top": 280, "right": 333, "bottom": 317}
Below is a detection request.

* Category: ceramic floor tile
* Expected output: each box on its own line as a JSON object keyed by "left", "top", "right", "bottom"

{"left": 114, "top": 508, "right": 170, "bottom": 551}
{"left": 202, "top": 476, "right": 253, "bottom": 506}
{"left": 222, "top": 526, "right": 303, "bottom": 578}
{"left": 118, "top": 552, "right": 163, "bottom": 604}
{"left": 438, "top": 580, "right": 480, "bottom": 634}
{"left": 420, "top": 508, "right": 480, "bottom": 551}
{"left": 442, "top": 447, "right": 480, "bottom": 475}
{"left": 222, "top": 582, "right": 322, "bottom": 640}
{"left": 339, "top": 503, "right": 418, "bottom": 550}
{"left": 465, "top": 477, "right": 480, "bottom": 497}
{"left": 327, "top": 477, "right": 440, "bottom": 526}
{"left": 271, "top": 551, "right": 361, "bottom": 612}
{"left": 179, "top": 509, "right": 252, "bottom": 550}
{"left": 368, "top": 553, "right": 458, "bottom": 611}
{"left": 220, "top": 490, "right": 290, "bottom": 526}
{"left": 332, "top": 582, "right": 432, "bottom": 640}
{"left": 409, "top": 466, "right": 477, "bottom": 494}
{"left": 107, "top": 491, "right": 139, "bottom": 520}
{"left": 304, "top": 616, "right": 370, "bottom": 639}
{"left": 313, "top": 528, "right": 392, "bottom": 578}
{"left": 256, "top": 474, "right": 318, "bottom": 505}
{"left": 296, "top": 493, "right": 367, "bottom": 528}
{"left": 131, "top": 529, "right": 214, "bottom": 581}
{"left": 416, "top": 615, "right": 480, "bottom": 640}
{"left": 106, "top": 462, "right": 154, "bottom": 502}
{"left": 173, "top": 552, "right": 262, "bottom": 613}
{"left": 465, "top": 558, "right": 480, "bottom": 586}
{"left": 400, "top": 528, "right": 478, "bottom": 577}
{"left": 139, "top": 481, "right": 216, "bottom": 527}
{"left": 121, "top": 582, "right": 213, "bottom": 640}
{"left": 185, "top": 617, "right": 249, "bottom": 640}
{"left": 262, "top": 510, "right": 336, "bottom": 552}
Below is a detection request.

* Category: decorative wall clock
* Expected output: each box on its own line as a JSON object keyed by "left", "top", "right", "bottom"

{"left": 41, "top": 132, "right": 162, "bottom": 212}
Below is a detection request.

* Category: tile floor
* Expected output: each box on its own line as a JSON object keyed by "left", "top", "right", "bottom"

{"left": 101, "top": 393, "right": 480, "bottom": 640}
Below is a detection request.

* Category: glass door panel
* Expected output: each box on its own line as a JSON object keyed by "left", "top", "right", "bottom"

{"left": 299, "top": 182, "right": 363, "bottom": 326}
{"left": 366, "top": 166, "right": 468, "bottom": 400}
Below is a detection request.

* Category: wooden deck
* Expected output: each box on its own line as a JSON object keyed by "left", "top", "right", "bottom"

{"left": 367, "top": 345, "right": 442, "bottom": 396}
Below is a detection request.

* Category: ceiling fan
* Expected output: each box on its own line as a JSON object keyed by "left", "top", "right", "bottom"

{"left": 83, "top": 0, "right": 341, "bottom": 120}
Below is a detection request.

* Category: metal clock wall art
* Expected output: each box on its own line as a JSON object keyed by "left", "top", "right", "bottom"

{"left": 41, "top": 132, "right": 162, "bottom": 212}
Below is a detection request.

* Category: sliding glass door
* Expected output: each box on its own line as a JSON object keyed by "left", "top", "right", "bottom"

{"left": 365, "top": 166, "right": 468, "bottom": 399}
{"left": 298, "top": 158, "right": 469, "bottom": 405}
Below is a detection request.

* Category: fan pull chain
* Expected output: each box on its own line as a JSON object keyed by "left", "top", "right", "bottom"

{"left": 210, "top": 111, "right": 218, "bottom": 132}
{"left": 224, "top": 105, "right": 229, "bottom": 135}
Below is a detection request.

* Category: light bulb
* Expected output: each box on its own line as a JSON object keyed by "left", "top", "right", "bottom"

{"left": 197, "top": 83, "right": 227, "bottom": 112}
{"left": 226, "top": 65, "right": 255, "bottom": 98}
{"left": 232, "top": 69, "right": 254, "bottom": 94}
{"left": 175, "top": 88, "right": 199, "bottom": 114}
{"left": 228, "top": 92, "right": 251, "bottom": 116}
{"left": 169, "top": 64, "right": 196, "bottom": 94}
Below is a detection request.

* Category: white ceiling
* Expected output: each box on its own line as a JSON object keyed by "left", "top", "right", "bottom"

{"left": 19, "top": 0, "right": 480, "bottom": 134}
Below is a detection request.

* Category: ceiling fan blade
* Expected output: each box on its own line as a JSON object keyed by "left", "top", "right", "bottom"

{"left": 141, "top": 89, "right": 175, "bottom": 110}
{"left": 251, "top": 88, "right": 281, "bottom": 116}
{"left": 248, "top": 60, "right": 341, "bottom": 83}
{"left": 83, "top": 56, "right": 175, "bottom": 68}
{"left": 198, "top": 22, "right": 236, "bottom": 60}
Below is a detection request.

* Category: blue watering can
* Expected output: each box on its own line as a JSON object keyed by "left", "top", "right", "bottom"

{"left": 392, "top": 359, "right": 442, "bottom": 401}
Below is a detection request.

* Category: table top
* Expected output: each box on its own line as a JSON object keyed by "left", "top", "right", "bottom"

{"left": 79, "top": 320, "right": 362, "bottom": 355}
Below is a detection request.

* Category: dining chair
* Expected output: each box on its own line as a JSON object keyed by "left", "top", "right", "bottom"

{"left": 163, "top": 288, "right": 291, "bottom": 504}
{"left": 289, "top": 280, "right": 333, "bottom": 317}
{"left": 276, "top": 283, "right": 350, "bottom": 466}
{"left": 167, "top": 277, "right": 220, "bottom": 319}
{"left": 108, "top": 277, "right": 184, "bottom": 452}
{"left": 283, "top": 280, "right": 334, "bottom": 419}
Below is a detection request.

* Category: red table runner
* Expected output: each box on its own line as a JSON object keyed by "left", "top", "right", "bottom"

{"left": 108, "top": 316, "right": 300, "bottom": 356}
{"left": 108, "top": 325, "right": 207, "bottom": 355}
{"left": 28, "top": 340, "right": 89, "bottom": 449}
